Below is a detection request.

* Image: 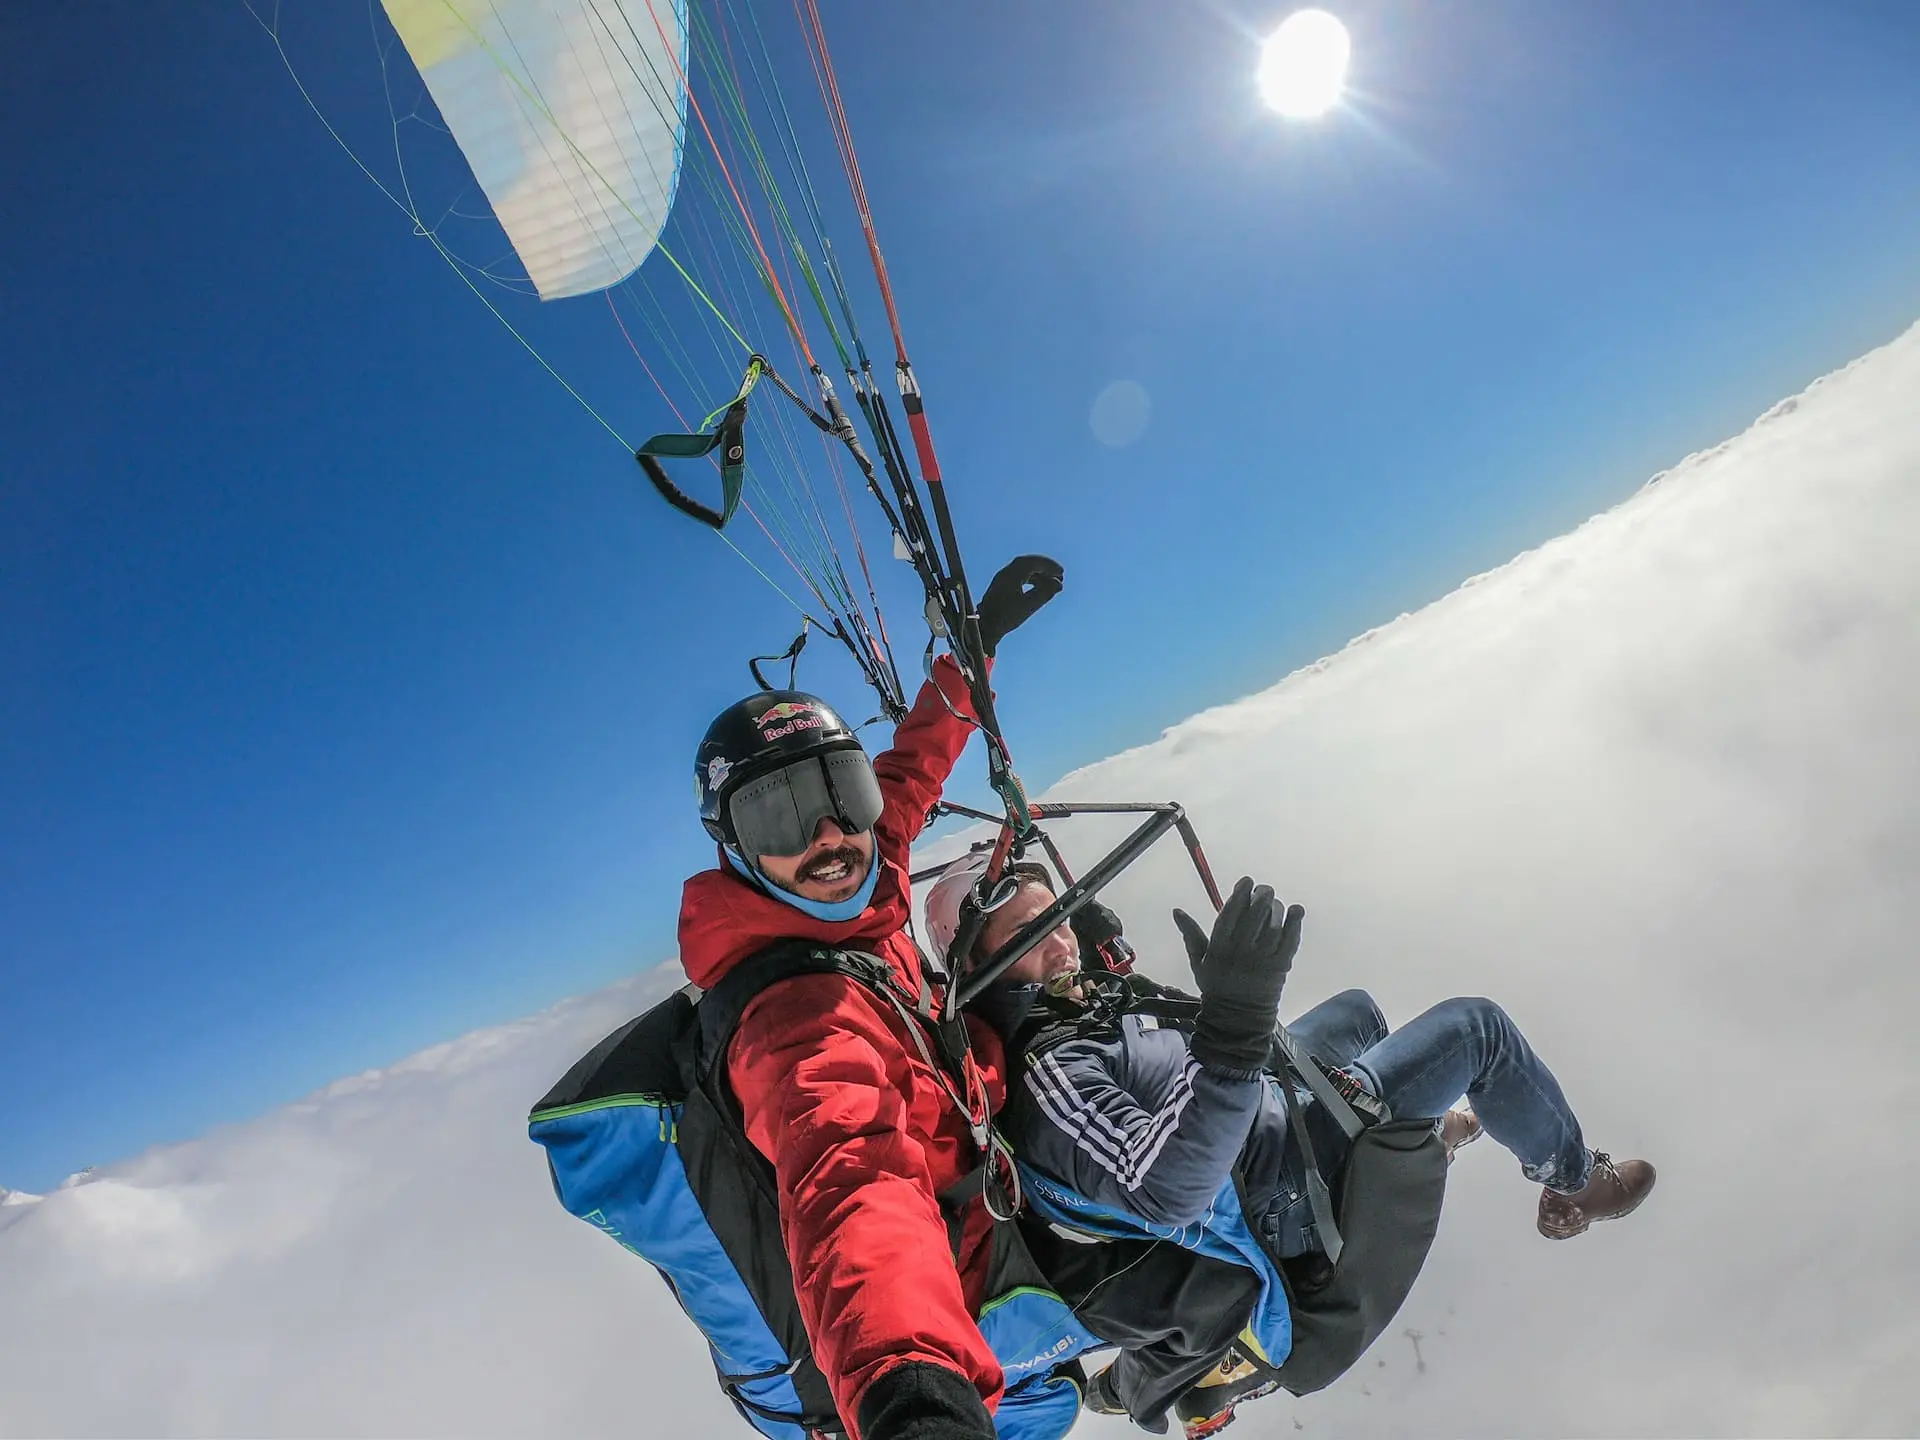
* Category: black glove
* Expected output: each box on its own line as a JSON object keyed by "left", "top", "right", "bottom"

{"left": 1172, "top": 876, "right": 1303, "bottom": 1075}
{"left": 1070, "top": 896, "right": 1137, "bottom": 972}
{"left": 974, "top": 554, "right": 1063, "bottom": 656}
{"left": 1070, "top": 897, "right": 1123, "bottom": 951}
{"left": 858, "top": 1360, "right": 998, "bottom": 1440}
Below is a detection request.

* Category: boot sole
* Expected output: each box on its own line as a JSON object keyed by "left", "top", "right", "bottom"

{"left": 1537, "top": 1183, "right": 1653, "bottom": 1240}
{"left": 1179, "top": 1380, "right": 1281, "bottom": 1439}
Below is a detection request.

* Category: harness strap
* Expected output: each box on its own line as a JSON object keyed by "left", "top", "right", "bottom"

{"left": 1272, "top": 1056, "right": 1345, "bottom": 1266}
{"left": 695, "top": 941, "right": 892, "bottom": 1078}
{"left": 698, "top": 940, "right": 1015, "bottom": 1229}
{"left": 1270, "top": 1023, "right": 1374, "bottom": 1141}
{"left": 938, "top": 1165, "right": 991, "bottom": 1211}
{"left": 865, "top": 971, "right": 1022, "bottom": 1221}
{"left": 875, "top": 977, "right": 987, "bottom": 1143}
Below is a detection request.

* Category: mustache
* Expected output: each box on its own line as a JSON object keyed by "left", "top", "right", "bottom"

{"left": 798, "top": 845, "right": 867, "bottom": 882}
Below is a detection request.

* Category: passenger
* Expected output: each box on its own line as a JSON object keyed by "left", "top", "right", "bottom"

{"left": 925, "top": 858, "right": 1656, "bottom": 1435}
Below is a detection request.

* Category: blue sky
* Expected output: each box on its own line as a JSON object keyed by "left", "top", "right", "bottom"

{"left": 4, "top": 0, "right": 1918, "bottom": 1194}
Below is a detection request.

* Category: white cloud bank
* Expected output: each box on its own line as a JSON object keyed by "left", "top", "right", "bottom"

{"left": 4, "top": 323, "right": 1917, "bottom": 1438}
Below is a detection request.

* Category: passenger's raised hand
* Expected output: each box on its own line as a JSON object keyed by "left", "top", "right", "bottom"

{"left": 1174, "top": 876, "right": 1303, "bottom": 1075}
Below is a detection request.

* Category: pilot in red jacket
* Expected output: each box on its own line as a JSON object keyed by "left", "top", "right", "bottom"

{"left": 680, "top": 556, "right": 1061, "bottom": 1440}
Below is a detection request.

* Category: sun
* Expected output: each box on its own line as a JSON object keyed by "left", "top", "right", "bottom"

{"left": 1258, "top": 9, "right": 1351, "bottom": 120}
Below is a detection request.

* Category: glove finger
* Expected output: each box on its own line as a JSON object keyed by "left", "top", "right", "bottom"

{"left": 1009, "top": 554, "right": 1062, "bottom": 583}
{"left": 1172, "top": 908, "right": 1210, "bottom": 974}
{"left": 1014, "top": 572, "right": 1063, "bottom": 618}
{"left": 1219, "top": 879, "right": 1274, "bottom": 955}
{"left": 1014, "top": 556, "right": 1064, "bottom": 603}
{"left": 1256, "top": 891, "right": 1291, "bottom": 966}
{"left": 1213, "top": 875, "right": 1255, "bottom": 927}
{"left": 1025, "top": 558, "right": 1064, "bottom": 597}
{"left": 1213, "top": 875, "right": 1259, "bottom": 952}
{"left": 1159, "top": 906, "right": 1205, "bottom": 990}
{"left": 1279, "top": 902, "right": 1306, "bottom": 966}
{"left": 987, "top": 555, "right": 1055, "bottom": 600}
{"left": 1254, "top": 887, "right": 1285, "bottom": 944}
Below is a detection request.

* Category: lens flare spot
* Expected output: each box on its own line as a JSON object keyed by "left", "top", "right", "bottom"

{"left": 1090, "top": 380, "right": 1151, "bottom": 448}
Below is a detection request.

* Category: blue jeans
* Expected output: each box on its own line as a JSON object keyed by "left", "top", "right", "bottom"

{"left": 1292, "top": 989, "right": 1593, "bottom": 1192}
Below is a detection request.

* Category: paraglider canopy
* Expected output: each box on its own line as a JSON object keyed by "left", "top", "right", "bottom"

{"left": 380, "top": 0, "right": 689, "bottom": 300}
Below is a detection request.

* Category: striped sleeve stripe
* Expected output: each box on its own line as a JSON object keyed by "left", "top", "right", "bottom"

{"left": 1023, "top": 1058, "right": 1127, "bottom": 1174}
{"left": 1039, "top": 1051, "right": 1201, "bottom": 1190}
{"left": 1023, "top": 1051, "right": 1204, "bottom": 1193}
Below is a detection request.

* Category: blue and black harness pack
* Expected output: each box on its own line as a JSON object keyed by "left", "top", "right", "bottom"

{"left": 527, "top": 943, "right": 1100, "bottom": 1440}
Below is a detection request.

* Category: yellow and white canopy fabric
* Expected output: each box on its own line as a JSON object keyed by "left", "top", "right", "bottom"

{"left": 380, "top": 0, "right": 688, "bottom": 301}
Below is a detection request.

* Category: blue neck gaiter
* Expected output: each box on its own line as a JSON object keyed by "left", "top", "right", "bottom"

{"left": 725, "top": 845, "right": 881, "bottom": 924}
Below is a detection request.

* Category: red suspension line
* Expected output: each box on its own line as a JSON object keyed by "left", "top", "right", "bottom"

{"left": 794, "top": 0, "right": 951, "bottom": 499}
{"left": 794, "top": 0, "right": 906, "bottom": 360}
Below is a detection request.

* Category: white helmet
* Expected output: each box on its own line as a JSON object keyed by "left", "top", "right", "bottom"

{"left": 923, "top": 850, "right": 1056, "bottom": 970}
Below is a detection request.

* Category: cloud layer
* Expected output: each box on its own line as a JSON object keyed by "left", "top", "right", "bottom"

{"left": 4, "top": 324, "right": 1916, "bottom": 1437}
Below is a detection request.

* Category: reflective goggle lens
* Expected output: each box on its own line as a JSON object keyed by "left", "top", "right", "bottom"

{"left": 727, "top": 749, "right": 883, "bottom": 861}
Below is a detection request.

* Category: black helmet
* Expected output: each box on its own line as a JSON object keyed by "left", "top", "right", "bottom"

{"left": 696, "top": 691, "right": 884, "bottom": 862}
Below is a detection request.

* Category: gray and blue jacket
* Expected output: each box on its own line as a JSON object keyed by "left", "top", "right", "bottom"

{"left": 1004, "top": 1002, "right": 1343, "bottom": 1369}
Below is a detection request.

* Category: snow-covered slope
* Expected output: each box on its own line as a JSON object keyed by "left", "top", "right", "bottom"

{"left": 3, "top": 323, "right": 1916, "bottom": 1438}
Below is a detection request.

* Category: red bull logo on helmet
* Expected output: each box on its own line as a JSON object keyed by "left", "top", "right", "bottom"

{"left": 754, "top": 699, "right": 828, "bottom": 741}
{"left": 752, "top": 700, "right": 814, "bottom": 727}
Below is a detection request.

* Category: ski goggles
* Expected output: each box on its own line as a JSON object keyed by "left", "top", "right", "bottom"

{"left": 727, "top": 748, "right": 885, "bottom": 861}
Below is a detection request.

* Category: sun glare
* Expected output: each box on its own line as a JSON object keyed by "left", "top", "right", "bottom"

{"left": 1259, "top": 9, "right": 1351, "bottom": 120}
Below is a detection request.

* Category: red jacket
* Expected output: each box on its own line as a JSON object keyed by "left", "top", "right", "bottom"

{"left": 677, "top": 657, "right": 1008, "bottom": 1436}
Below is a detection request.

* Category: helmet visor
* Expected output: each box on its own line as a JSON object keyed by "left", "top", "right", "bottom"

{"left": 727, "top": 748, "right": 884, "bottom": 862}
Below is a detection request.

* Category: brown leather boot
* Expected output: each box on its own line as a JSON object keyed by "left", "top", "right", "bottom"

{"left": 1537, "top": 1152, "right": 1656, "bottom": 1239}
